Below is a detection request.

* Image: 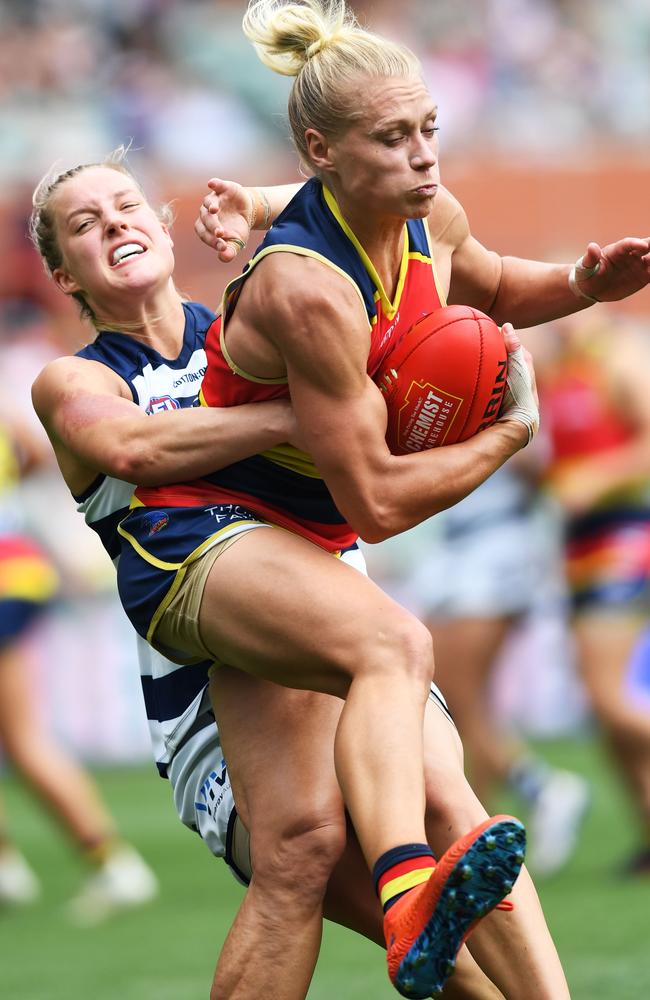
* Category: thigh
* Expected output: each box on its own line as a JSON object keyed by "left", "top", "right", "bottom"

{"left": 210, "top": 665, "right": 345, "bottom": 861}
{"left": 199, "top": 527, "right": 425, "bottom": 697}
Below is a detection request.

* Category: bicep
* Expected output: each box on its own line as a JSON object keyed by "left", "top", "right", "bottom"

{"left": 262, "top": 265, "right": 392, "bottom": 518}
{"left": 32, "top": 360, "right": 140, "bottom": 469}
{"left": 281, "top": 333, "right": 392, "bottom": 525}
{"left": 448, "top": 232, "right": 503, "bottom": 313}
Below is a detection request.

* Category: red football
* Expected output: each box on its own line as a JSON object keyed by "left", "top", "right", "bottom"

{"left": 376, "top": 305, "right": 508, "bottom": 455}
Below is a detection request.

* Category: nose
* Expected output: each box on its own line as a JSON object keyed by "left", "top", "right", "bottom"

{"left": 104, "top": 211, "right": 129, "bottom": 235}
{"left": 410, "top": 133, "right": 437, "bottom": 171}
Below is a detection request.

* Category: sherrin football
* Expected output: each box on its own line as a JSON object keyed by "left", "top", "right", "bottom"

{"left": 376, "top": 305, "right": 508, "bottom": 455}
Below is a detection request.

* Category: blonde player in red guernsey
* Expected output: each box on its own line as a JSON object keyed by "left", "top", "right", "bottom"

{"left": 115, "top": 1, "right": 650, "bottom": 996}
{"left": 539, "top": 311, "right": 650, "bottom": 876}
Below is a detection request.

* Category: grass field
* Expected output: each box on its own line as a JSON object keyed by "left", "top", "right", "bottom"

{"left": 1, "top": 736, "right": 649, "bottom": 999}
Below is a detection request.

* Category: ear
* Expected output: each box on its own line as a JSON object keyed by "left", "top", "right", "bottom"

{"left": 161, "top": 224, "right": 174, "bottom": 249}
{"left": 305, "top": 128, "right": 335, "bottom": 173}
{"left": 52, "top": 266, "right": 81, "bottom": 297}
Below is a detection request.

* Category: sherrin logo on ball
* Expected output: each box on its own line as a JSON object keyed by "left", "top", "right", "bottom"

{"left": 376, "top": 305, "right": 508, "bottom": 455}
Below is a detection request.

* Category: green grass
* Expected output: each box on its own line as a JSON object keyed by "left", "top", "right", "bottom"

{"left": 1, "top": 737, "right": 649, "bottom": 998}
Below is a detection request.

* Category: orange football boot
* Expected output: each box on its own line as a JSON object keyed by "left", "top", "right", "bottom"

{"left": 384, "top": 815, "right": 526, "bottom": 998}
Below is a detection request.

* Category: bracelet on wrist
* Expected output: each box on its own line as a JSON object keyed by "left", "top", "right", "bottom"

{"left": 254, "top": 187, "right": 272, "bottom": 229}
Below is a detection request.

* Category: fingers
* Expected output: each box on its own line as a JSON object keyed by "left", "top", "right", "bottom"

{"left": 207, "top": 177, "right": 229, "bottom": 195}
{"left": 580, "top": 242, "right": 602, "bottom": 269}
{"left": 202, "top": 193, "right": 221, "bottom": 217}
{"left": 194, "top": 213, "right": 221, "bottom": 248}
{"left": 501, "top": 321, "right": 521, "bottom": 353}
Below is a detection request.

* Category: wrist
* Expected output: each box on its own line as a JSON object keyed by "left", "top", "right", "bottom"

{"left": 248, "top": 187, "right": 272, "bottom": 230}
{"left": 494, "top": 417, "right": 532, "bottom": 452}
{"left": 568, "top": 256, "right": 599, "bottom": 305}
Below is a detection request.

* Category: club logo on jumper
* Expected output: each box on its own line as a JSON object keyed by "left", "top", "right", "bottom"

{"left": 146, "top": 395, "right": 180, "bottom": 414}
{"left": 142, "top": 511, "right": 169, "bottom": 536}
{"left": 399, "top": 382, "right": 463, "bottom": 451}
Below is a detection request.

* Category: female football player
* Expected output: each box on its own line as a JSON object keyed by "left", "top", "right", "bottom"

{"left": 110, "top": 1, "right": 647, "bottom": 996}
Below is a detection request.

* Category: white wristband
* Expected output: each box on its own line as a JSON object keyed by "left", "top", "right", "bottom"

{"left": 568, "top": 256, "right": 600, "bottom": 304}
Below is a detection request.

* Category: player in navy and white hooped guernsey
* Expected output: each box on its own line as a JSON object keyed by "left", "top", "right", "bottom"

{"left": 70, "top": 300, "right": 246, "bottom": 861}
{"left": 75, "top": 301, "right": 214, "bottom": 777}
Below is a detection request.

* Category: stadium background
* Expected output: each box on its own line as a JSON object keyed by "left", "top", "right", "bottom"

{"left": 1, "top": 0, "right": 649, "bottom": 997}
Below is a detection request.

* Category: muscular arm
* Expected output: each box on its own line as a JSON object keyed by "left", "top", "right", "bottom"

{"left": 436, "top": 187, "right": 650, "bottom": 326}
{"left": 248, "top": 255, "right": 526, "bottom": 543}
{"left": 434, "top": 188, "right": 587, "bottom": 327}
{"left": 32, "top": 356, "right": 292, "bottom": 495}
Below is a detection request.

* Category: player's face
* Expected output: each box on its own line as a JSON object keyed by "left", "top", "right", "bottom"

{"left": 51, "top": 166, "right": 175, "bottom": 317}
{"left": 322, "top": 75, "right": 439, "bottom": 220}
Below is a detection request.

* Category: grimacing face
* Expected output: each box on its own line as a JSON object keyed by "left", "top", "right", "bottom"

{"left": 311, "top": 75, "right": 440, "bottom": 223}
{"left": 51, "top": 166, "right": 175, "bottom": 319}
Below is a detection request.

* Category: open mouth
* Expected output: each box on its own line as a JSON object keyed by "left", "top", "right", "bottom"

{"left": 111, "top": 242, "right": 146, "bottom": 266}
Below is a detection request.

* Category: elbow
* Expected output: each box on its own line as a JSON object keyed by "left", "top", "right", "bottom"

{"left": 357, "top": 523, "right": 392, "bottom": 545}
{"left": 108, "top": 439, "right": 157, "bottom": 485}
{"left": 350, "top": 496, "right": 405, "bottom": 545}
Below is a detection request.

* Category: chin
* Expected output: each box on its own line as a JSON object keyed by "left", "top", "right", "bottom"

{"left": 406, "top": 201, "right": 433, "bottom": 220}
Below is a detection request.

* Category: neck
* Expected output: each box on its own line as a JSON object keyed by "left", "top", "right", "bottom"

{"left": 333, "top": 191, "right": 406, "bottom": 298}
{"left": 93, "top": 283, "right": 187, "bottom": 358}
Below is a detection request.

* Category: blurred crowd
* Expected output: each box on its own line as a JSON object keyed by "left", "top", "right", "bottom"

{"left": 1, "top": 0, "right": 650, "bottom": 187}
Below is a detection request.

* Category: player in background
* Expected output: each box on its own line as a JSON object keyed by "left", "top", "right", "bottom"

{"left": 31, "top": 151, "right": 570, "bottom": 1000}
{"left": 0, "top": 410, "right": 158, "bottom": 923}
{"left": 116, "top": 1, "right": 649, "bottom": 996}
{"left": 381, "top": 460, "right": 591, "bottom": 878}
{"left": 537, "top": 309, "right": 650, "bottom": 876}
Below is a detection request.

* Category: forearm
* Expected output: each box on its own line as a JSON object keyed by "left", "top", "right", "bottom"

{"left": 329, "top": 420, "right": 527, "bottom": 543}
{"left": 489, "top": 257, "right": 591, "bottom": 327}
{"left": 84, "top": 400, "right": 290, "bottom": 487}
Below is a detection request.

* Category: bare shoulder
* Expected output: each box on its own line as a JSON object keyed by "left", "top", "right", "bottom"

{"left": 427, "top": 185, "right": 470, "bottom": 251}
{"left": 250, "top": 250, "right": 370, "bottom": 353}
{"left": 32, "top": 354, "right": 127, "bottom": 424}
{"left": 257, "top": 250, "right": 366, "bottom": 311}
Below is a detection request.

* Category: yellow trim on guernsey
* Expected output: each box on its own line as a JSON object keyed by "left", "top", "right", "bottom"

{"left": 379, "top": 866, "right": 435, "bottom": 908}
{"left": 217, "top": 243, "right": 371, "bottom": 386}
{"left": 258, "top": 442, "right": 321, "bottom": 479}
{"left": 322, "top": 186, "right": 409, "bottom": 321}
{"left": 422, "top": 217, "right": 448, "bottom": 308}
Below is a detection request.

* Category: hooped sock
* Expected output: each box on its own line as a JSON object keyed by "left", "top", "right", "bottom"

{"left": 373, "top": 843, "right": 436, "bottom": 913}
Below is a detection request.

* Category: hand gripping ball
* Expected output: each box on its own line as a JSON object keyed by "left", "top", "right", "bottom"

{"left": 376, "top": 305, "right": 508, "bottom": 455}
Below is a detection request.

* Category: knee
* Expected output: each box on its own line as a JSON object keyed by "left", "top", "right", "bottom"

{"left": 366, "top": 612, "right": 434, "bottom": 691}
{"left": 250, "top": 811, "right": 347, "bottom": 906}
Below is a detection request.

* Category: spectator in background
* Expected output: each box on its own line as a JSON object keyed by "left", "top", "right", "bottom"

{"left": 537, "top": 310, "right": 650, "bottom": 875}
{"left": 0, "top": 410, "right": 158, "bottom": 922}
